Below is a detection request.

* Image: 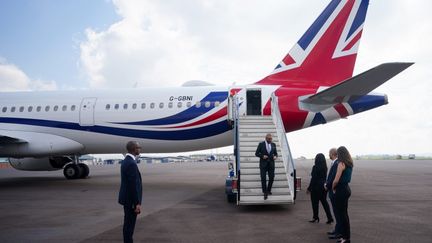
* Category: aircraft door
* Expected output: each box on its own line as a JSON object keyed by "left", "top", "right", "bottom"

{"left": 79, "top": 97, "right": 97, "bottom": 126}
{"left": 246, "top": 89, "right": 262, "bottom": 115}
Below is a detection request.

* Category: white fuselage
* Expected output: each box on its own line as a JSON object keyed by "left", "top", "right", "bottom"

{"left": 0, "top": 85, "right": 279, "bottom": 156}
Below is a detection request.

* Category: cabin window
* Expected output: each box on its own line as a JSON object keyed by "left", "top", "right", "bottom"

{"left": 28, "top": 106, "right": 33, "bottom": 112}
{"left": 141, "top": 103, "right": 146, "bottom": 109}
{"left": 71, "top": 105, "right": 76, "bottom": 111}
{"left": 62, "top": 105, "right": 67, "bottom": 111}
{"left": 19, "top": 106, "right": 24, "bottom": 112}
{"left": 168, "top": 102, "right": 173, "bottom": 108}
{"left": 214, "top": 101, "right": 220, "bottom": 107}
{"left": 132, "top": 103, "right": 137, "bottom": 109}
{"left": 11, "top": 107, "right": 16, "bottom": 112}
{"left": 159, "top": 102, "right": 164, "bottom": 109}
{"left": 150, "top": 103, "right": 155, "bottom": 109}
{"left": 177, "top": 102, "right": 182, "bottom": 108}
{"left": 186, "top": 102, "right": 192, "bottom": 107}
{"left": 53, "top": 105, "right": 59, "bottom": 111}
{"left": 2, "top": 107, "right": 7, "bottom": 113}
{"left": 105, "top": 104, "right": 110, "bottom": 110}
{"left": 114, "top": 104, "right": 119, "bottom": 110}
{"left": 45, "top": 106, "right": 50, "bottom": 112}
{"left": 123, "top": 104, "right": 128, "bottom": 110}
{"left": 36, "top": 106, "right": 42, "bottom": 112}
{"left": 195, "top": 102, "right": 201, "bottom": 108}
{"left": 204, "top": 101, "right": 211, "bottom": 108}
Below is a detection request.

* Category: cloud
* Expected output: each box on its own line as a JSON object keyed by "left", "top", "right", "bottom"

{"left": 79, "top": 0, "right": 315, "bottom": 88}
{"left": 0, "top": 59, "right": 57, "bottom": 91}
{"left": 79, "top": 0, "right": 431, "bottom": 157}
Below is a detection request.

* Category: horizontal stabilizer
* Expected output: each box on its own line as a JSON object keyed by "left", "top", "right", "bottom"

{"left": 299, "top": 62, "right": 413, "bottom": 112}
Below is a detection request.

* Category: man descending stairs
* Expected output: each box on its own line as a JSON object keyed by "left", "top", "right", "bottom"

{"left": 237, "top": 116, "right": 293, "bottom": 205}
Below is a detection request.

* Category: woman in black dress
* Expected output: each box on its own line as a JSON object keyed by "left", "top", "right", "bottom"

{"left": 332, "top": 146, "right": 353, "bottom": 243}
{"left": 307, "top": 153, "right": 333, "bottom": 223}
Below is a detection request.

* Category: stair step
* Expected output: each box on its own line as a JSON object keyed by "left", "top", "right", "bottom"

{"left": 238, "top": 141, "right": 279, "bottom": 146}
{"left": 240, "top": 162, "right": 284, "bottom": 167}
{"left": 240, "top": 187, "right": 291, "bottom": 195}
{"left": 239, "top": 128, "right": 277, "bottom": 133}
{"left": 238, "top": 195, "right": 293, "bottom": 205}
{"left": 239, "top": 120, "right": 274, "bottom": 124}
{"left": 241, "top": 167, "right": 286, "bottom": 174}
{"left": 238, "top": 124, "right": 276, "bottom": 129}
{"left": 241, "top": 180, "right": 289, "bottom": 188}
{"left": 239, "top": 147, "right": 282, "bottom": 153}
{"left": 239, "top": 116, "right": 272, "bottom": 120}
{"left": 239, "top": 132, "right": 277, "bottom": 137}
{"left": 241, "top": 174, "right": 288, "bottom": 181}
{"left": 238, "top": 138, "right": 279, "bottom": 143}
{"left": 239, "top": 151, "right": 281, "bottom": 157}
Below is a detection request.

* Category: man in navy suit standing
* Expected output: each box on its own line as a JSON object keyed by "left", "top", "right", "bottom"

{"left": 118, "top": 141, "right": 143, "bottom": 243}
{"left": 325, "top": 148, "right": 341, "bottom": 239}
{"left": 255, "top": 133, "right": 278, "bottom": 200}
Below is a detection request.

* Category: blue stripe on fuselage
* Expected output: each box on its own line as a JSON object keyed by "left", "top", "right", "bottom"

{"left": 115, "top": 91, "right": 228, "bottom": 126}
{"left": 0, "top": 117, "right": 231, "bottom": 140}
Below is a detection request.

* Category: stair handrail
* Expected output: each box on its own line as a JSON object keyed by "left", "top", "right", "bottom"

{"left": 271, "top": 93, "right": 296, "bottom": 201}
{"left": 232, "top": 94, "right": 240, "bottom": 175}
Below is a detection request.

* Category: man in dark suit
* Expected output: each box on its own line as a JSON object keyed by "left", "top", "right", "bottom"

{"left": 118, "top": 141, "right": 143, "bottom": 243}
{"left": 325, "top": 148, "right": 341, "bottom": 239}
{"left": 255, "top": 133, "right": 278, "bottom": 200}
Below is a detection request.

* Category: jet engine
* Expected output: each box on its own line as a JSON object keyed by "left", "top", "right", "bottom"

{"left": 9, "top": 156, "right": 72, "bottom": 171}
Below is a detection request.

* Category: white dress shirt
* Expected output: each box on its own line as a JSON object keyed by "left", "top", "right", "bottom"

{"left": 125, "top": 153, "right": 137, "bottom": 161}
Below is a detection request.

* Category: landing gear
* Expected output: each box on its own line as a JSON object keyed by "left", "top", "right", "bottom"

{"left": 63, "top": 163, "right": 80, "bottom": 179}
{"left": 63, "top": 155, "right": 90, "bottom": 179}
{"left": 78, "top": 163, "right": 89, "bottom": 178}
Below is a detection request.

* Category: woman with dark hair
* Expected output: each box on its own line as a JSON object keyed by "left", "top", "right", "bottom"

{"left": 307, "top": 153, "right": 333, "bottom": 224}
{"left": 332, "top": 146, "right": 354, "bottom": 243}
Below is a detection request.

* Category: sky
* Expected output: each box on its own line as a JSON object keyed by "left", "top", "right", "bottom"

{"left": 0, "top": 0, "right": 431, "bottom": 158}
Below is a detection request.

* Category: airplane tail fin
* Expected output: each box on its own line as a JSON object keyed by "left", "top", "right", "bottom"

{"left": 257, "top": 0, "right": 370, "bottom": 86}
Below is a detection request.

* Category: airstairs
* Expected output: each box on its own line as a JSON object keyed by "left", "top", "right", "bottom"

{"left": 230, "top": 93, "right": 296, "bottom": 205}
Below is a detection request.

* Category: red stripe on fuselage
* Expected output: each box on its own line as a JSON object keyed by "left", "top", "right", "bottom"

{"left": 169, "top": 107, "right": 227, "bottom": 129}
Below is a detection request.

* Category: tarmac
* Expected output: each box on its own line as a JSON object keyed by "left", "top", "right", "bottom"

{"left": 0, "top": 159, "right": 431, "bottom": 243}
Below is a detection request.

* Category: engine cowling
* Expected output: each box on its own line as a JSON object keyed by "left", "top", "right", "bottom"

{"left": 9, "top": 156, "right": 72, "bottom": 171}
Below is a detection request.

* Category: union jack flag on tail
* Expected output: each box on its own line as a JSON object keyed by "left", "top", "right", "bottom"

{"left": 257, "top": 0, "right": 370, "bottom": 86}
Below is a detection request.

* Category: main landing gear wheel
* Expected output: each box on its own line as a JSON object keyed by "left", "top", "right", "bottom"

{"left": 63, "top": 163, "right": 90, "bottom": 179}
{"left": 78, "top": 163, "right": 90, "bottom": 178}
{"left": 63, "top": 163, "right": 80, "bottom": 180}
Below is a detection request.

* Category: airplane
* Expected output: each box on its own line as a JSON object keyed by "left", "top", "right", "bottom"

{"left": 0, "top": 0, "right": 412, "bottom": 179}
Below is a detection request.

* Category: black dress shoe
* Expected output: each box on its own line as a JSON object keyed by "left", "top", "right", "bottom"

{"left": 337, "top": 239, "right": 350, "bottom": 243}
{"left": 326, "top": 219, "right": 334, "bottom": 224}
{"left": 329, "top": 234, "right": 342, "bottom": 240}
{"left": 327, "top": 231, "right": 336, "bottom": 235}
{"left": 268, "top": 191, "right": 272, "bottom": 195}
{"left": 308, "top": 218, "right": 319, "bottom": 223}
{"left": 264, "top": 193, "right": 268, "bottom": 200}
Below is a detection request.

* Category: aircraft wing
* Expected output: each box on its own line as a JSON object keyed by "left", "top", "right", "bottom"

{"left": 299, "top": 62, "right": 414, "bottom": 112}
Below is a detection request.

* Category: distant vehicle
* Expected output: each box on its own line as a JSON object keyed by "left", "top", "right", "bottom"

{"left": 408, "top": 154, "right": 416, "bottom": 159}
